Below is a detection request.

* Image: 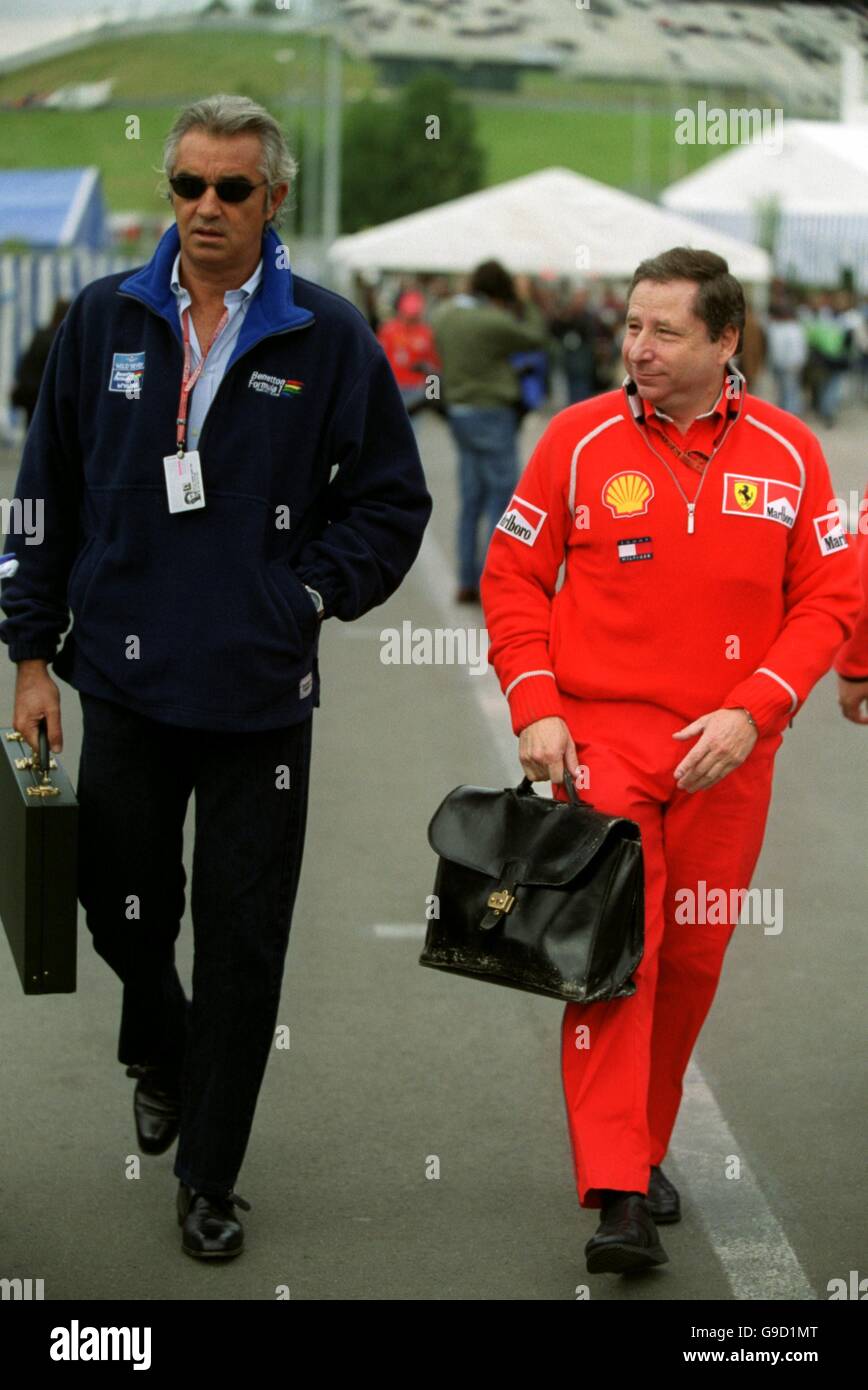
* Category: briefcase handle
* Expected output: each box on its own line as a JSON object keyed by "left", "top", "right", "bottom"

{"left": 517, "top": 772, "right": 584, "bottom": 807}
{"left": 34, "top": 721, "right": 50, "bottom": 777}
{"left": 29, "top": 719, "right": 58, "bottom": 795}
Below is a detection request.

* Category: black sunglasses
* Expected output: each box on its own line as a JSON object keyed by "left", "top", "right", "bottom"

{"left": 169, "top": 174, "right": 268, "bottom": 204}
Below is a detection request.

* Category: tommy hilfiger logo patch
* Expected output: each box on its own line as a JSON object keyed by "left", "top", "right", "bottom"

{"left": 496, "top": 495, "right": 547, "bottom": 546}
{"left": 248, "top": 370, "right": 303, "bottom": 397}
{"left": 722, "top": 474, "right": 801, "bottom": 528}
{"left": 617, "top": 536, "right": 653, "bottom": 563}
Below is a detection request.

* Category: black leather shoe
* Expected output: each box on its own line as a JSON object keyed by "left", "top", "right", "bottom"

{"left": 127, "top": 1064, "right": 182, "bottom": 1156}
{"left": 585, "top": 1193, "right": 669, "bottom": 1273}
{"left": 177, "top": 1182, "right": 251, "bottom": 1260}
{"left": 647, "top": 1164, "right": 681, "bottom": 1224}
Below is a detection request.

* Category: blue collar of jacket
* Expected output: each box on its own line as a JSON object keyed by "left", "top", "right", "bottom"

{"left": 117, "top": 223, "right": 315, "bottom": 371}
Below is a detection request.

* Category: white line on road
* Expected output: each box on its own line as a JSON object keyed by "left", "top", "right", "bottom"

{"left": 413, "top": 525, "right": 816, "bottom": 1300}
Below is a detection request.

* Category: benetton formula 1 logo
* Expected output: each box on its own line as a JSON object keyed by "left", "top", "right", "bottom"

{"left": 108, "top": 351, "right": 145, "bottom": 393}
{"left": 248, "top": 370, "right": 303, "bottom": 397}
{"left": 602, "top": 471, "right": 654, "bottom": 518}
{"left": 496, "top": 495, "right": 547, "bottom": 546}
{"left": 722, "top": 474, "right": 801, "bottom": 528}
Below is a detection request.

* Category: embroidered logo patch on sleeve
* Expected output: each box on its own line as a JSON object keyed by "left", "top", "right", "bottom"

{"left": 496, "top": 495, "right": 547, "bottom": 546}
{"left": 813, "top": 511, "right": 848, "bottom": 556}
{"left": 723, "top": 474, "right": 801, "bottom": 528}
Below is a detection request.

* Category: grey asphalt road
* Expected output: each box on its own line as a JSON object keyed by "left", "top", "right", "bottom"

{"left": 0, "top": 383, "right": 865, "bottom": 1302}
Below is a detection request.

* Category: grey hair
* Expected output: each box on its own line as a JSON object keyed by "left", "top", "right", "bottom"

{"left": 160, "top": 94, "right": 297, "bottom": 229}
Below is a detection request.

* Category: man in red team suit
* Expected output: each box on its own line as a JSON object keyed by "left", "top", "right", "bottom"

{"left": 835, "top": 480, "right": 868, "bottom": 725}
{"left": 481, "top": 247, "right": 860, "bottom": 1274}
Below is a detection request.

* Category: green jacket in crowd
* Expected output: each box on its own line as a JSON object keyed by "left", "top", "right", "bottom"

{"left": 431, "top": 296, "right": 549, "bottom": 409}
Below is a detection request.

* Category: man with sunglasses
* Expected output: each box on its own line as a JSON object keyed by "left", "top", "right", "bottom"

{"left": 1, "top": 95, "right": 432, "bottom": 1260}
{"left": 481, "top": 247, "right": 859, "bottom": 1276}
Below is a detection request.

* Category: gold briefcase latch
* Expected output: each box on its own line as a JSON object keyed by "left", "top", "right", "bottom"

{"left": 486, "top": 888, "right": 516, "bottom": 916}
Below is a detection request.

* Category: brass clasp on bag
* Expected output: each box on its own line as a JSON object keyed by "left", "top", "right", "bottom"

{"left": 15, "top": 755, "right": 57, "bottom": 772}
{"left": 10, "top": 727, "right": 62, "bottom": 797}
{"left": 486, "top": 888, "right": 515, "bottom": 916}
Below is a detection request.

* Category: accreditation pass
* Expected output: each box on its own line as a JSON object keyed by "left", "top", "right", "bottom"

{"left": 163, "top": 450, "right": 206, "bottom": 513}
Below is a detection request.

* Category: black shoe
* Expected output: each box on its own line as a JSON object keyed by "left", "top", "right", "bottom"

{"left": 585, "top": 1193, "right": 669, "bottom": 1274}
{"left": 647, "top": 1164, "right": 681, "bottom": 1224}
{"left": 127, "top": 1064, "right": 182, "bottom": 1156}
{"left": 177, "top": 1182, "right": 251, "bottom": 1260}
{"left": 454, "top": 586, "right": 480, "bottom": 604}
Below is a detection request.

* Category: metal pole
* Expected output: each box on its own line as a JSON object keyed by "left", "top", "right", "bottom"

{"left": 321, "top": 29, "right": 342, "bottom": 285}
{"left": 302, "top": 31, "right": 322, "bottom": 273}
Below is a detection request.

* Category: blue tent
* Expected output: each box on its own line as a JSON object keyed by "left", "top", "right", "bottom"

{"left": 0, "top": 168, "right": 107, "bottom": 250}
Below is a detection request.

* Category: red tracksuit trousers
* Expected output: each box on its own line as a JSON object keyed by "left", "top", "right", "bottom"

{"left": 553, "top": 697, "right": 781, "bottom": 1210}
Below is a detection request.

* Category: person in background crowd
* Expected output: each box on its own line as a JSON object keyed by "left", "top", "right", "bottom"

{"left": 10, "top": 299, "right": 70, "bottom": 427}
{"left": 835, "top": 480, "right": 868, "bottom": 727}
{"left": 835, "top": 289, "right": 868, "bottom": 405}
{"left": 594, "top": 284, "right": 625, "bottom": 390}
{"left": 376, "top": 289, "right": 441, "bottom": 420}
{"left": 431, "top": 259, "right": 549, "bottom": 604}
{"left": 858, "top": 295, "right": 868, "bottom": 402}
{"left": 804, "top": 291, "right": 852, "bottom": 427}
{"left": 737, "top": 299, "right": 766, "bottom": 391}
{"left": 354, "top": 272, "right": 381, "bottom": 334}
{"left": 765, "top": 301, "right": 808, "bottom": 417}
{"left": 549, "top": 287, "right": 599, "bottom": 404}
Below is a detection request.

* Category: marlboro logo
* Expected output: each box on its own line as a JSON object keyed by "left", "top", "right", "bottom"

{"left": 813, "top": 511, "right": 848, "bottom": 556}
{"left": 496, "top": 495, "right": 547, "bottom": 546}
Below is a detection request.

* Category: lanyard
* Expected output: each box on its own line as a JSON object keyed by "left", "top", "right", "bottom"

{"left": 649, "top": 419, "right": 726, "bottom": 475}
{"left": 176, "top": 305, "right": 229, "bottom": 456}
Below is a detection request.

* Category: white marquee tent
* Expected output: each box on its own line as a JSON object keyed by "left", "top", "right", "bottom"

{"left": 661, "top": 121, "right": 868, "bottom": 288}
{"left": 328, "top": 167, "right": 771, "bottom": 286}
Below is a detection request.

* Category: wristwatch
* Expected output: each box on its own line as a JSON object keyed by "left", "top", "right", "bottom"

{"left": 304, "top": 585, "right": 325, "bottom": 621}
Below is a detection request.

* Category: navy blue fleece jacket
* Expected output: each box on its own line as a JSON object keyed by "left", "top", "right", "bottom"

{"left": 0, "top": 225, "right": 432, "bottom": 730}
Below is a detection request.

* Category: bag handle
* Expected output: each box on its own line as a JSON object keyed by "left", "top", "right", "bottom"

{"left": 30, "top": 718, "right": 58, "bottom": 795}
{"left": 517, "top": 772, "right": 583, "bottom": 807}
{"left": 36, "top": 721, "right": 50, "bottom": 779}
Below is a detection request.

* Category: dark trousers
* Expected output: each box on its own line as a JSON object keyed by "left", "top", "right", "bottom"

{"left": 76, "top": 692, "right": 313, "bottom": 1198}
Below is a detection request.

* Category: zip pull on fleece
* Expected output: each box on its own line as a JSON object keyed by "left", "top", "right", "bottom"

{"left": 687, "top": 504, "right": 696, "bottom": 535}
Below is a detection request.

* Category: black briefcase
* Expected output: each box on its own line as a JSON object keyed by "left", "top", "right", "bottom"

{"left": 420, "top": 774, "right": 644, "bottom": 1003}
{"left": 0, "top": 722, "right": 78, "bottom": 994}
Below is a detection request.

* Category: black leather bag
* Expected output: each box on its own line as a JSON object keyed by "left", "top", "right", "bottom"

{"left": 420, "top": 774, "right": 644, "bottom": 1003}
{"left": 0, "top": 721, "right": 78, "bottom": 994}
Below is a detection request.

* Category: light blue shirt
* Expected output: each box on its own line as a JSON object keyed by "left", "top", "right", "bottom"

{"left": 170, "top": 251, "right": 263, "bottom": 450}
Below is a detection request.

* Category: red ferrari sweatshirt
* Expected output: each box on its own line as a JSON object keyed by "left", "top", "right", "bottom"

{"left": 481, "top": 376, "right": 861, "bottom": 739}
{"left": 833, "top": 480, "right": 868, "bottom": 679}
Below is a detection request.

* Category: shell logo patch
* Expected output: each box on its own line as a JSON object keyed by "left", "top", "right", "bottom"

{"left": 723, "top": 474, "right": 801, "bottom": 528}
{"left": 602, "top": 471, "right": 654, "bottom": 518}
